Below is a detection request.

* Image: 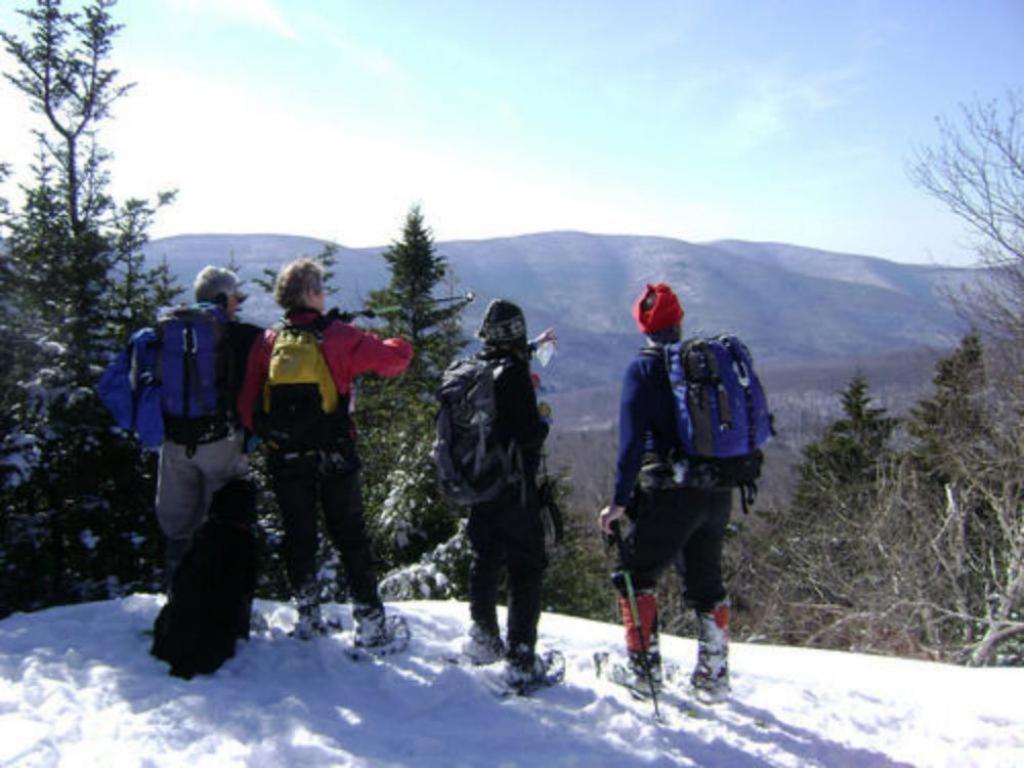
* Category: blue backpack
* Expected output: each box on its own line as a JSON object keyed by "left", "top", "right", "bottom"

{"left": 97, "top": 327, "right": 164, "bottom": 449}
{"left": 156, "top": 305, "right": 233, "bottom": 450}
{"left": 660, "top": 335, "right": 774, "bottom": 506}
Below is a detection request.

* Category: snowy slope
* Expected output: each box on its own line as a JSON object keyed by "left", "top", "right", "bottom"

{"left": 0, "top": 597, "right": 1020, "bottom": 767}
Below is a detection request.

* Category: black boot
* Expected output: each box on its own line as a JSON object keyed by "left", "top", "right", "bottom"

{"left": 503, "top": 642, "right": 547, "bottom": 689}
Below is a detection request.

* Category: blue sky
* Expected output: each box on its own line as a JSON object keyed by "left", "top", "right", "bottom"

{"left": 1, "top": 0, "right": 1021, "bottom": 265}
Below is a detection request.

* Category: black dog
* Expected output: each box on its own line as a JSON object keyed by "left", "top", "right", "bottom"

{"left": 151, "top": 478, "right": 258, "bottom": 679}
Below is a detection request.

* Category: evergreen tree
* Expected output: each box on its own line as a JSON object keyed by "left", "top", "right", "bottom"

{"left": 368, "top": 205, "right": 465, "bottom": 387}
{"left": 0, "top": 0, "right": 179, "bottom": 614}
{"left": 760, "top": 374, "right": 897, "bottom": 646}
{"left": 359, "top": 205, "right": 471, "bottom": 593}
{"left": 791, "top": 373, "right": 897, "bottom": 521}
{"left": 539, "top": 473, "right": 613, "bottom": 622}
{"left": 906, "top": 332, "right": 986, "bottom": 484}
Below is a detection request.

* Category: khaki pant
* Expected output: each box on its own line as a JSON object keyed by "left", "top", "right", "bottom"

{"left": 155, "top": 430, "right": 248, "bottom": 582}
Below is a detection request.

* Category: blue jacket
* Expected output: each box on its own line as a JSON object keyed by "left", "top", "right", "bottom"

{"left": 613, "top": 347, "right": 678, "bottom": 507}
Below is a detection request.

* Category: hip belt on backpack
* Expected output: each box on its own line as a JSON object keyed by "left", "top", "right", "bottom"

{"left": 163, "top": 413, "right": 232, "bottom": 453}
{"left": 637, "top": 452, "right": 684, "bottom": 493}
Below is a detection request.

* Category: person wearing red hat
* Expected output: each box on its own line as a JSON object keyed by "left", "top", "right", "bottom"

{"left": 599, "top": 283, "right": 734, "bottom": 701}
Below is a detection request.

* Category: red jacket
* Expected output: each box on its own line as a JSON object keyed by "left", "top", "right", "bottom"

{"left": 237, "top": 309, "right": 414, "bottom": 431}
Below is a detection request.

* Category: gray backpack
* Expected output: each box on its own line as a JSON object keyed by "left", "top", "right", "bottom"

{"left": 432, "top": 357, "right": 519, "bottom": 506}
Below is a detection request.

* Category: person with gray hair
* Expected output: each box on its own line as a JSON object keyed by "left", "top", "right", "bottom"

{"left": 194, "top": 266, "right": 249, "bottom": 307}
{"left": 238, "top": 258, "right": 414, "bottom": 646}
{"left": 155, "top": 265, "right": 262, "bottom": 588}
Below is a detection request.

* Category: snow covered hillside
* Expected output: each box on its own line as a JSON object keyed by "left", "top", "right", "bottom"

{"left": 1, "top": 597, "right": 1020, "bottom": 767}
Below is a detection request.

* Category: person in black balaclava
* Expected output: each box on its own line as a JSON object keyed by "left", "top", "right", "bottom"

{"left": 461, "top": 299, "right": 553, "bottom": 688}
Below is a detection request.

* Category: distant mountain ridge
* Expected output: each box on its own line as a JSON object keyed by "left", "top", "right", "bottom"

{"left": 144, "top": 231, "right": 975, "bottom": 390}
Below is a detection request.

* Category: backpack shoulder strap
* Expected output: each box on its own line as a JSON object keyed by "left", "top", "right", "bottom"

{"left": 279, "top": 313, "right": 331, "bottom": 340}
{"left": 638, "top": 343, "right": 678, "bottom": 381}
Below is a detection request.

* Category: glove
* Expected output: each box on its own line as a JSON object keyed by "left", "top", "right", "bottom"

{"left": 538, "top": 401, "right": 553, "bottom": 425}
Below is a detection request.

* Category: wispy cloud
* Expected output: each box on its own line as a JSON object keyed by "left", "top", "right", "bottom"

{"left": 728, "top": 64, "right": 864, "bottom": 151}
{"left": 311, "top": 20, "right": 403, "bottom": 81}
{"left": 167, "top": 0, "right": 298, "bottom": 40}
{"left": 95, "top": 63, "right": 739, "bottom": 249}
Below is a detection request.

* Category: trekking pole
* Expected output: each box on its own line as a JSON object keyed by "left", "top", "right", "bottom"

{"left": 610, "top": 520, "right": 661, "bottom": 720}
{"left": 429, "top": 291, "right": 476, "bottom": 305}
{"left": 330, "top": 306, "right": 399, "bottom": 322}
{"left": 330, "top": 292, "right": 475, "bottom": 323}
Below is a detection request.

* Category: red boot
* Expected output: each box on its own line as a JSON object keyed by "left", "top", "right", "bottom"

{"left": 619, "top": 590, "right": 662, "bottom": 688}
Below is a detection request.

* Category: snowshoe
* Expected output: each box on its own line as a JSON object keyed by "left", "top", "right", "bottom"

{"left": 290, "top": 600, "right": 343, "bottom": 640}
{"left": 496, "top": 648, "right": 566, "bottom": 697}
{"left": 290, "top": 612, "right": 342, "bottom": 640}
{"left": 593, "top": 651, "right": 675, "bottom": 701}
{"left": 345, "top": 614, "right": 411, "bottom": 660}
{"left": 594, "top": 651, "right": 705, "bottom": 722}
{"left": 690, "top": 665, "right": 730, "bottom": 704}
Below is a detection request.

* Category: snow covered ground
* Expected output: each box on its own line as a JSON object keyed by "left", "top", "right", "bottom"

{"left": 0, "top": 596, "right": 1020, "bottom": 767}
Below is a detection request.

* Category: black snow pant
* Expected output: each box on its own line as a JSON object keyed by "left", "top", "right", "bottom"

{"left": 467, "top": 479, "right": 547, "bottom": 653}
{"left": 616, "top": 485, "right": 732, "bottom": 612}
{"left": 269, "top": 447, "right": 382, "bottom": 610}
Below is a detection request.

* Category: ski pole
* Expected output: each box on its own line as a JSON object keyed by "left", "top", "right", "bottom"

{"left": 610, "top": 520, "right": 661, "bottom": 720}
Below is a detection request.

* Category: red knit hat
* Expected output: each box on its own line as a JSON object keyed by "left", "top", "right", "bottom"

{"left": 632, "top": 283, "right": 683, "bottom": 334}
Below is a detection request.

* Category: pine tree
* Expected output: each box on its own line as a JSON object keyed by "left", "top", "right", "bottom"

{"left": 761, "top": 374, "right": 898, "bottom": 646}
{"left": 368, "top": 205, "right": 466, "bottom": 388}
{"left": 906, "top": 332, "right": 986, "bottom": 484}
{"left": 0, "top": 0, "right": 179, "bottom": 614}
{"left": 791, "top": 373, "right": 897, "bottom": 521}
{"left": 358, "top": 205, "right": 471, "bottom": 594}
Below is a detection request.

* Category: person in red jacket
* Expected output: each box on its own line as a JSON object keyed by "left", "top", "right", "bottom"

{"left": 238, "top": 258, "right": 413, "bottom": 643}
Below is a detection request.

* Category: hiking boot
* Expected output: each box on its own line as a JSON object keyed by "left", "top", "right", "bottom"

{"left": 628, "top": 649, "right": 664, "bottom": 693}
{"left": 617, "top": 590, "right": 662, "bottom": 689}
{"left": 353, "top": 604, "right": 389, "bottom": 648}
{"left": 691, "top": 601, "right": 730, "bottom": 700}
{"left": 462, "top": 623, "right": 505, "bottom": 665}
{"left": 503, "top": 643, "right": 547, "bottom": 689}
